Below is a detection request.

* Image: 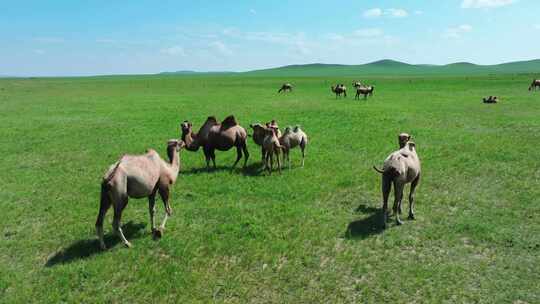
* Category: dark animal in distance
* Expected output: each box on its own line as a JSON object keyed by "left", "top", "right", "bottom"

{"left": 278, "top": 83, "right": 293, "bottom": 93}
{"left": 181, "top": 116, "right": 249, "bottom": 170}
{"left": 331, "top": 84, "right": 347, "bottom": 98}
{"left": 483, "top": 96, "right": 498, "bottom": 103}
{"left": 529, "top": 79, "right": 540, "bottom": 91}
{"left": 373, "top": 135, "right": 421, "bottom": 228}
{"left": 355, "top": 86, "right": 375, "bottom": 100}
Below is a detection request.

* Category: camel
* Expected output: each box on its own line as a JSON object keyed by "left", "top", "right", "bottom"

{"left": 483, "top": 96, "right": 498, "bottom": 104}
{"left": 262, "top": 127, "right": 283, "bottom": 174}
{"left": 249, "top": 120, "right": 281, "bottom": 162}
{"left": 355, "top": 86, "right": 375, "bottom": 100}
{"left": 279, "top": 126, "right": 308, "bottom": 168}
{"left": 278, "top": 83, "right": 293, "bottom": 93}
{"left": 529, "top": 79, "right": 540, "bottom": 91}
{"left": 181, "top": 116, "right": 249, "bottom": 169}
{"left": 96, "top": 139, "right": 185, "bottom": 249}
{"left": 352, "top": 81, "right": 363, "bottom": 88}
{"left": 398, "top": 133, "right": 411, "bottom": 149}
{"left": 331, "top": 84, "right": 347, "bottom": 98}
{"left": 373, "top": 138, "right": 421, "bottom": 228}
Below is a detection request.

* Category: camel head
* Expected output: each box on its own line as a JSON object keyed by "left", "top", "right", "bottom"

{"left": 398, "top": 133, "right": 411, "bottom": 148}
{"left": 180, "top": 120, "right": 192, "bottom": 135}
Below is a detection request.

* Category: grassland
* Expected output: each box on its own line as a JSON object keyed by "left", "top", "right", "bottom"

{"left": 1, "top": 73, "right": 539, "bottom": 303}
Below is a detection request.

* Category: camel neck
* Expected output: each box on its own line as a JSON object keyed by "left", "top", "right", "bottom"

{"left": 182, "top": 131, "right": 199, "bottom": 151}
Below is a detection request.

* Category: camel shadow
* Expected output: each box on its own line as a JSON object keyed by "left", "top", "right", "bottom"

{"left": 45, "top": 222, "right": 146, "bottom": 267}
{"left": 345, "top": 204, "right": 385, "bottom": 239}
{"left": 182, "top": 165, "right": 231, "bottom": 175}
{"left": 182, "top": 163, "right": 266, "bottom": 177}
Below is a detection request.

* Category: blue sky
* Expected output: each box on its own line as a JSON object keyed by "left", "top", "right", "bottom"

{"left": 1, "top": 0, "right": 539, "bottom": 76}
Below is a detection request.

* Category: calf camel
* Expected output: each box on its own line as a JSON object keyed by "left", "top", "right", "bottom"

{"left": 181, "top": 116, "right": 249, "bottom": 169}
{"left": 331, "top": 84, "right": 347, "bottom": 98}
{"left": 96, "top": 139, "right": 185, "bottom": 249}
{"left": 279, "top": 126, "right": 308, "bottom": 168}
{"left": 262, "top": 127, "right": 283, "bottom": 174}
{"left": 529, "top": 79, "right": 540, "bottom": 91}
{"left": 355, "top": 86, "right": 375, "bottom": 100}
{"left": 373, "top": 138, "right": 421, "bottom": 228}
{"left": 278, "top": 83, "right": 293, "bottom": 93}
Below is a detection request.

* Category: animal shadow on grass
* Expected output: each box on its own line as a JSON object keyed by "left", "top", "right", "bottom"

{"left": 182, "top": 163, "right": 266, "bottom": 177}
{"left": 45, "top": 221, "right": 146, "bottom": 267}
{"left": 345, "top": 204, "right": 385, "bottom": 239}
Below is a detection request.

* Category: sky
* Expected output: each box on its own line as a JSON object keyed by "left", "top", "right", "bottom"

{"left": 1, "top": 0, "right": 539, "bottom": 76}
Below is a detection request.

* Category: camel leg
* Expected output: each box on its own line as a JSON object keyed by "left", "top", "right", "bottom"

{"left": 242, "top": 142, "right": 249, "bottom": 168}
{"left": 408, "top": 175, "right": 420, "bottom": 220}
{"left": 203, "top": 146, "right": 212, "bottom": 170}
{"left": 300, "top": 142, "right": 306, "bottom": 168}
{"left": 276, "top": 148, "right": 281, "bottom": 174}
{"left": 158, "top": 187, "right": 170, "bottom": 231}
{"left": 381, "top": 175, "right": 391, "bottom": 229}
{"left": 265, "top": 152, "right": 271, "bottom": 174}
{"left": 232, "top": 145, "right": 242, "bottom": 169}
{"left": 95, "top": 183, "right": 112, "bottom": 250}
{"left": 112, "top": 195, "right": 132, "bottom": 248}
{"left": 148, "top": 187, "right": 158, "bottom": 233}
{"left": 209, "top": 148, "right": 217, "bottom": 169}
{"left": 393, "top": 181, "right": 404, "bottom": 226}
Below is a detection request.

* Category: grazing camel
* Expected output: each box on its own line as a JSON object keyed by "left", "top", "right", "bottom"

{"left": 262, "top": 127, "right": 283, "bottom": 174}
{"left": 96, "top": 139, "right": 185, "bottom": 249}
{"left": 249, "top": 120, "right": 281, "bottom": 162}
{"left": 529, "top": 79, "right": 540, "bottom": 91}
{"left": 181, "top": 116, "right": 249, "bottom": 169}
{"left": 483, "top": 96, "right": 498, "bottom": 104}
{"left": 355, "top": 86, "right": 375, "bottom": 100}
{"left": 278, "top": 83, "right": 293, "bottom": 93}
{"left": 331, "top": 84, "right": 347, "bottom": 98}
{"left": 352, "top": 81, "right": 363, "bottom": 88}
{"left": 279, "top": 126, "right": 308, "bottom": 168}
{"left": 398, "top": 133, "right": 411, "bottom": 149}
{"left": 373, "top": 138, "right": 421, "bottom": 228}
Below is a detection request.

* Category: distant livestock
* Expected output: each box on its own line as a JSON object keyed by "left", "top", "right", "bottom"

{"left": 373, "top": 134, "right": 421, "bottom": 228}
{"left": 278, "top": 83, "right": 293, "bottom": 93}
{"left": 331, "top": 84, "right": 347, "bottom": 98}
{"left": 529, "top": 79, "right": 540, "bottom": 91}
{"left": 483, "top": 96, "right": 498, "bottom": 104}
{"left": 355, "top": 86, "right": 375, "bottom": 100}
{"left": 96, "top": 139, "right": 186, "bottom": 249}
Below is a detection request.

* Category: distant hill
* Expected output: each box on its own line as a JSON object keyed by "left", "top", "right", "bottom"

{"left": 243, "top": 59, "right": 540, "bottom": 76}
{"left": 159, "top": 70, "right": 234, "bottom": 75}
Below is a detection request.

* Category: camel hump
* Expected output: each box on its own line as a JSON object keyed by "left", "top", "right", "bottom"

{"left": 206, "top": 116, "right": 218, "bottom": 124}
{"left": 221, "top": 115, "right": 238, "bottom": 128}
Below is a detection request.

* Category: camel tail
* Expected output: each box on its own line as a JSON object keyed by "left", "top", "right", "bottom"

{"left": 373, "top": 166, "right": 384, "bottom": 174}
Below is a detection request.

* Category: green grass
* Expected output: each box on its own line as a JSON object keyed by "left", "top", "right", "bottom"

{"left": 1, "top": 74, "right": 539, "bottom": 303}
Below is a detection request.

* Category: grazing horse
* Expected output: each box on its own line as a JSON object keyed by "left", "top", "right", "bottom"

{"left": 331, "top": 84, "right": 347, "bottom": 98}
{"left": 278, "top": 83, "right": 293, "bottom": 93}
{"left": 529, "top": 79, "right": 540, "bottom": 91}
{"left": 355, "top": 86, "right": 375, "bottom": 100}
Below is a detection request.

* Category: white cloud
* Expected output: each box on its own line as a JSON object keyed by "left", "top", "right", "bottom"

{"left": 363, "top": 8, "right": 383, "bottom": 18}
{"left": 535, "top": 24, "right": 540, "bottom": 30}
{"left": 210, "top": 41, "right": 232, "bottom": 55}
{"left": 461, "top": 0, "right": 516, "bottom": 8}
{"left": 160, "top": 46, "right": 186, "bottom": 56}
{"left": 363, "top": 8, "right": 409, "bottom": 18}
{"left": 443, "top": 24, "right": 473, "bottom": 39}
{"left": 354, "top": 28, "right": 384, "bottom": 38}
{"left": 387, "top": 8, "right": 408, "bottom": 17}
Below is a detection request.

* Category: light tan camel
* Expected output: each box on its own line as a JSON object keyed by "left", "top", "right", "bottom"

{"left": 278, "top": 83, "right": 293, "bottom": 93}
{"left": 529, "top": 79, "right": 540, "bottom": 91}
{"left": 355, "top": 86, "right": 375, "bottom": 100}
{"left": 279, "top": 126, "right": 308, "bottom": 168}
{"left": 398, "top": 133, "right": 411, "bottom": 148}
{"left": 373, "top": 138, "right": 421, "bottom": 228}
{"left": 96, "top": 139, "right": 185, "bottom": 249}
{"left": 331, "top": 84, "right": 347, "bottom": 98}
{"left": 249, "top": 120, "right": 281, "bottom": 162}
{"left": 181, "top": 116, "right": 249, "bottom": 169}
{"left": 262, "top": 127, "right": 282, "bottom": 174}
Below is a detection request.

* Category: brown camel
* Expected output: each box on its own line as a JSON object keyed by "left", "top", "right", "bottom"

{"left": 278, "top": 83, "right": 293, "bottom": 93}
{"left": 262, "top": 127, "right": 282, "bottom": 174}
{"left": 181, "top": 116, "right": 249, "bottom": 169}
{"left": 331, "top": 84, "right": 347, "bottom": 98}
{"left": 529, "top": 79, "right": 540, "bottom": 91}
{"left": 249, "top": 120, "right": 281, "bottom": 162}
{"left": 355, "top": 86, "right": 375, "bottom": 100}
{"left": 96, "top": 139, "right": 185, "bottom": 249}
